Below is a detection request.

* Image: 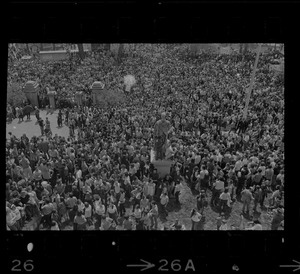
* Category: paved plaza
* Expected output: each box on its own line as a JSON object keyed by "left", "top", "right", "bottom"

{"left": 6, "top": 110, "right": 69, "bottom": 139}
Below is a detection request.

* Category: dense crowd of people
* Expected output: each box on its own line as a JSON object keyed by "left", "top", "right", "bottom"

{"left": 6, "top": 44, "right": 284, "bottom": 230}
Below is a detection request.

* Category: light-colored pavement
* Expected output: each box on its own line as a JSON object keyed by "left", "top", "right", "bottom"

{"left": 6, "top": 110, "right": 70, "bottom": 139}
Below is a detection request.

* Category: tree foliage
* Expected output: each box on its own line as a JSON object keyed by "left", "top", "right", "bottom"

{"left": 7, "top": 82, "right": 27, "bottom": 107}
{"left": 97, "top": 89, "right": 126, "bottom": 107}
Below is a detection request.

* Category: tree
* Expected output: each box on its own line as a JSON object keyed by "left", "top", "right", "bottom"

{"left": 77, "top": 44, "right": 85, "bottom": 60}
{"left": 7, "top": 82, "right": 27, "bottom": 107}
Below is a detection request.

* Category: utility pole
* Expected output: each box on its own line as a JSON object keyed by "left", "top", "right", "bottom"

{"left": 243, "top": 43, "right": 262, "bottom": 119}
{"left": 26, "top": 44, "right": 30, "bottom": 55}
{"left": 243, "top": 44, "right": 247, "bottom": 54}
{"left": 77, "top": 44, "right": 85, "bottom": 60}
{"left": 117, "top": 44, "right": 124, "bottom": 63}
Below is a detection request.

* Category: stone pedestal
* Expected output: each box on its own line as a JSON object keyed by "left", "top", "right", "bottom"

{"left": 23, "top": 81, "right": 40, "bottom": 107}
{"left": 47, "top": 90, "right": 56, "bottom": 109}
{"left": 75, "top": 91, "right": 83, "bottom": 106}
{"left": 150, "top": 149, "right": 173, "bottom": 178}
{"left": 91, "top": 81, "right": 104, "bottom": 105}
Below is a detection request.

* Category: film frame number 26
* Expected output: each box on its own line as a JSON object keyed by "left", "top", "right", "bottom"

{"left": 10, "top": 260, "right": 34, "bottom": 272}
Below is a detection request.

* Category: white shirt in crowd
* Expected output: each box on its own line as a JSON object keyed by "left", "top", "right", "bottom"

{"left": 250, "top": 156, "right": 259, "bottom": 164}
{"left": 134, "top": 208, "right": 142, "bottom": 219}
{"left": 76, "top": 169, "right": 82, "bottom": 179}
{"left": 147, "top": 182, "right": 155, "bottom": 196}
{"left": 107, "top": 205, "right": 117, "bottom": 214}
{"left": 199, "top": 169, "right": 208, "bottom": 179}
{"left": 259, "top": 165, "right": 266, "bottom": 176}
{"left": 246, "top": 223, "right": 263, "bottom": 230}
{"left": 85, "top": 204, "right": 92, "bottom": 218}
{"left": 241, "top": 157, "right": 248, "bottom": 166}
{"left": 77, "top": 202, "right": 85, "bottom": 213}
{"left": 174, "top": 182, "right": 183, "bottom": 194}
{"left": 11, "top": 207, "right": 22, "bottom": 221}
{"left": 234, "top": 160, "right": 243, "bottom": 172}
{"left": 94, "top": 201, "right": 105, "bottom": 215}
{"left": 195, "top": 155, "right": 201, "bottom": 165}
{"left": 191, "top": 212, "right": 202, "bottom": 222}
{"left": 160, "top": 194, "right": 169, "bottom": 206}
{"left": 214, "top": 180, "right": 225, "bottom": 191}
{"left": 51, "top": 222, "right": 60, "bottom": 231}
{"left": 114, "top": 182, "right": 121, "bottom": 194}
{"left": 219, "top": 223, "right": 228, "bottom": 230}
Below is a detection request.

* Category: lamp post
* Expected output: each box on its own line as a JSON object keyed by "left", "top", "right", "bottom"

{"left": 242, "top": 43, "right": 262, "bottom": 119}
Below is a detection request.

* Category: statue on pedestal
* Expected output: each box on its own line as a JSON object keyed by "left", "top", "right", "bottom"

{"left": 153, "top": 112, "right": 172, "bottom": 160}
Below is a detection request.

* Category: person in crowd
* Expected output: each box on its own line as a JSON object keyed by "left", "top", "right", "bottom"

{"left": 149, "top": 201, "right": 158, "bottom": 230}
{"left": 241, "top": 186, "right": 254, "bottom": 216}
{"left": 196, "top": 190, "right": 208, "bottom": 214}
{"left": 245, "top": 219, "right": 263, "bottom": 230}
{"left": 65, "top": 193, "right": 77, "bottom": 223}
{"left": 190, "top": 208, "right": 202, "bottom": 230}
{"left": 84, "top": 202, "right": 92, "bottom": 226}
{"left": 57, "top": 197, "right": 68, "bottom": 223}
{"left": 107, "top": 201, "right": 118, "bottom": 222}
{"left": 73, "top": 210, "right": 87, "bottom": 230}
{"left": 40, "top": 198, "right": 54, "bottom": 229}
{"left": 118, "top": 189, "right": 126, "bottom": 217}
{"left": 211, "top": 176, "right": 225, "bottom": 207}
{"left": 160, "top": 192, "right": 169, "bottom": 218}
{"left": 10, "top": 204, "right": 24, "bottom": 229}
{"left": 253, "top": 185, "right": 263, "bottom": 212}
{"left": 174, "top": 181, "right": 184, "bottom": 205}
{"left": 35, "top": 107, "right": 40, "bottom": 122}
{"left": 133, "top": 204, "right": 142, "bottom": 223}
{"left": 6, "top": 205, "right": 18, "bottom": 230}
{"left": 219, "top": 187, "right": 232, "bottom": 214}
{"left": 17, "top": 107, "right": 24, "bottom": 122}
{"left": 38, "top": 118, "right": 44, "bottom": 136}
{"left": 271, "top": 207, "right": 284, "bottom": 230}
{"left": 216, "top": 212, "right": 225, "bottom": 230}
{"left": 141, "top": 211, "right": 152, "bottom": 230}
{"left": 19, "top": 154, "right": 32, "bottom": 181}
{"left": 219, "top": 218, "right": 229, "bottom": 230}
{"left": 94, "top": 197, "right": 105, "bottom": 229}
{"left": 57, "top": 109, "right": 63, "bottom": 128}
{"left": 170, "top": 219, "right": 186, "bottom": 230}
{"left": 123, "top": 215, "right": 133, "bottom": 231}
{"left": 50, "top": 220, "right": 60, "bottom": 230}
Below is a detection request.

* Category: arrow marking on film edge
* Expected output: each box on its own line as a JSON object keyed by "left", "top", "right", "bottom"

{"left": 280, "top": 260, "right": 300, "bottom": 272}
{"left": 127, "top": 259, "right": 155, "bottom": 271}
